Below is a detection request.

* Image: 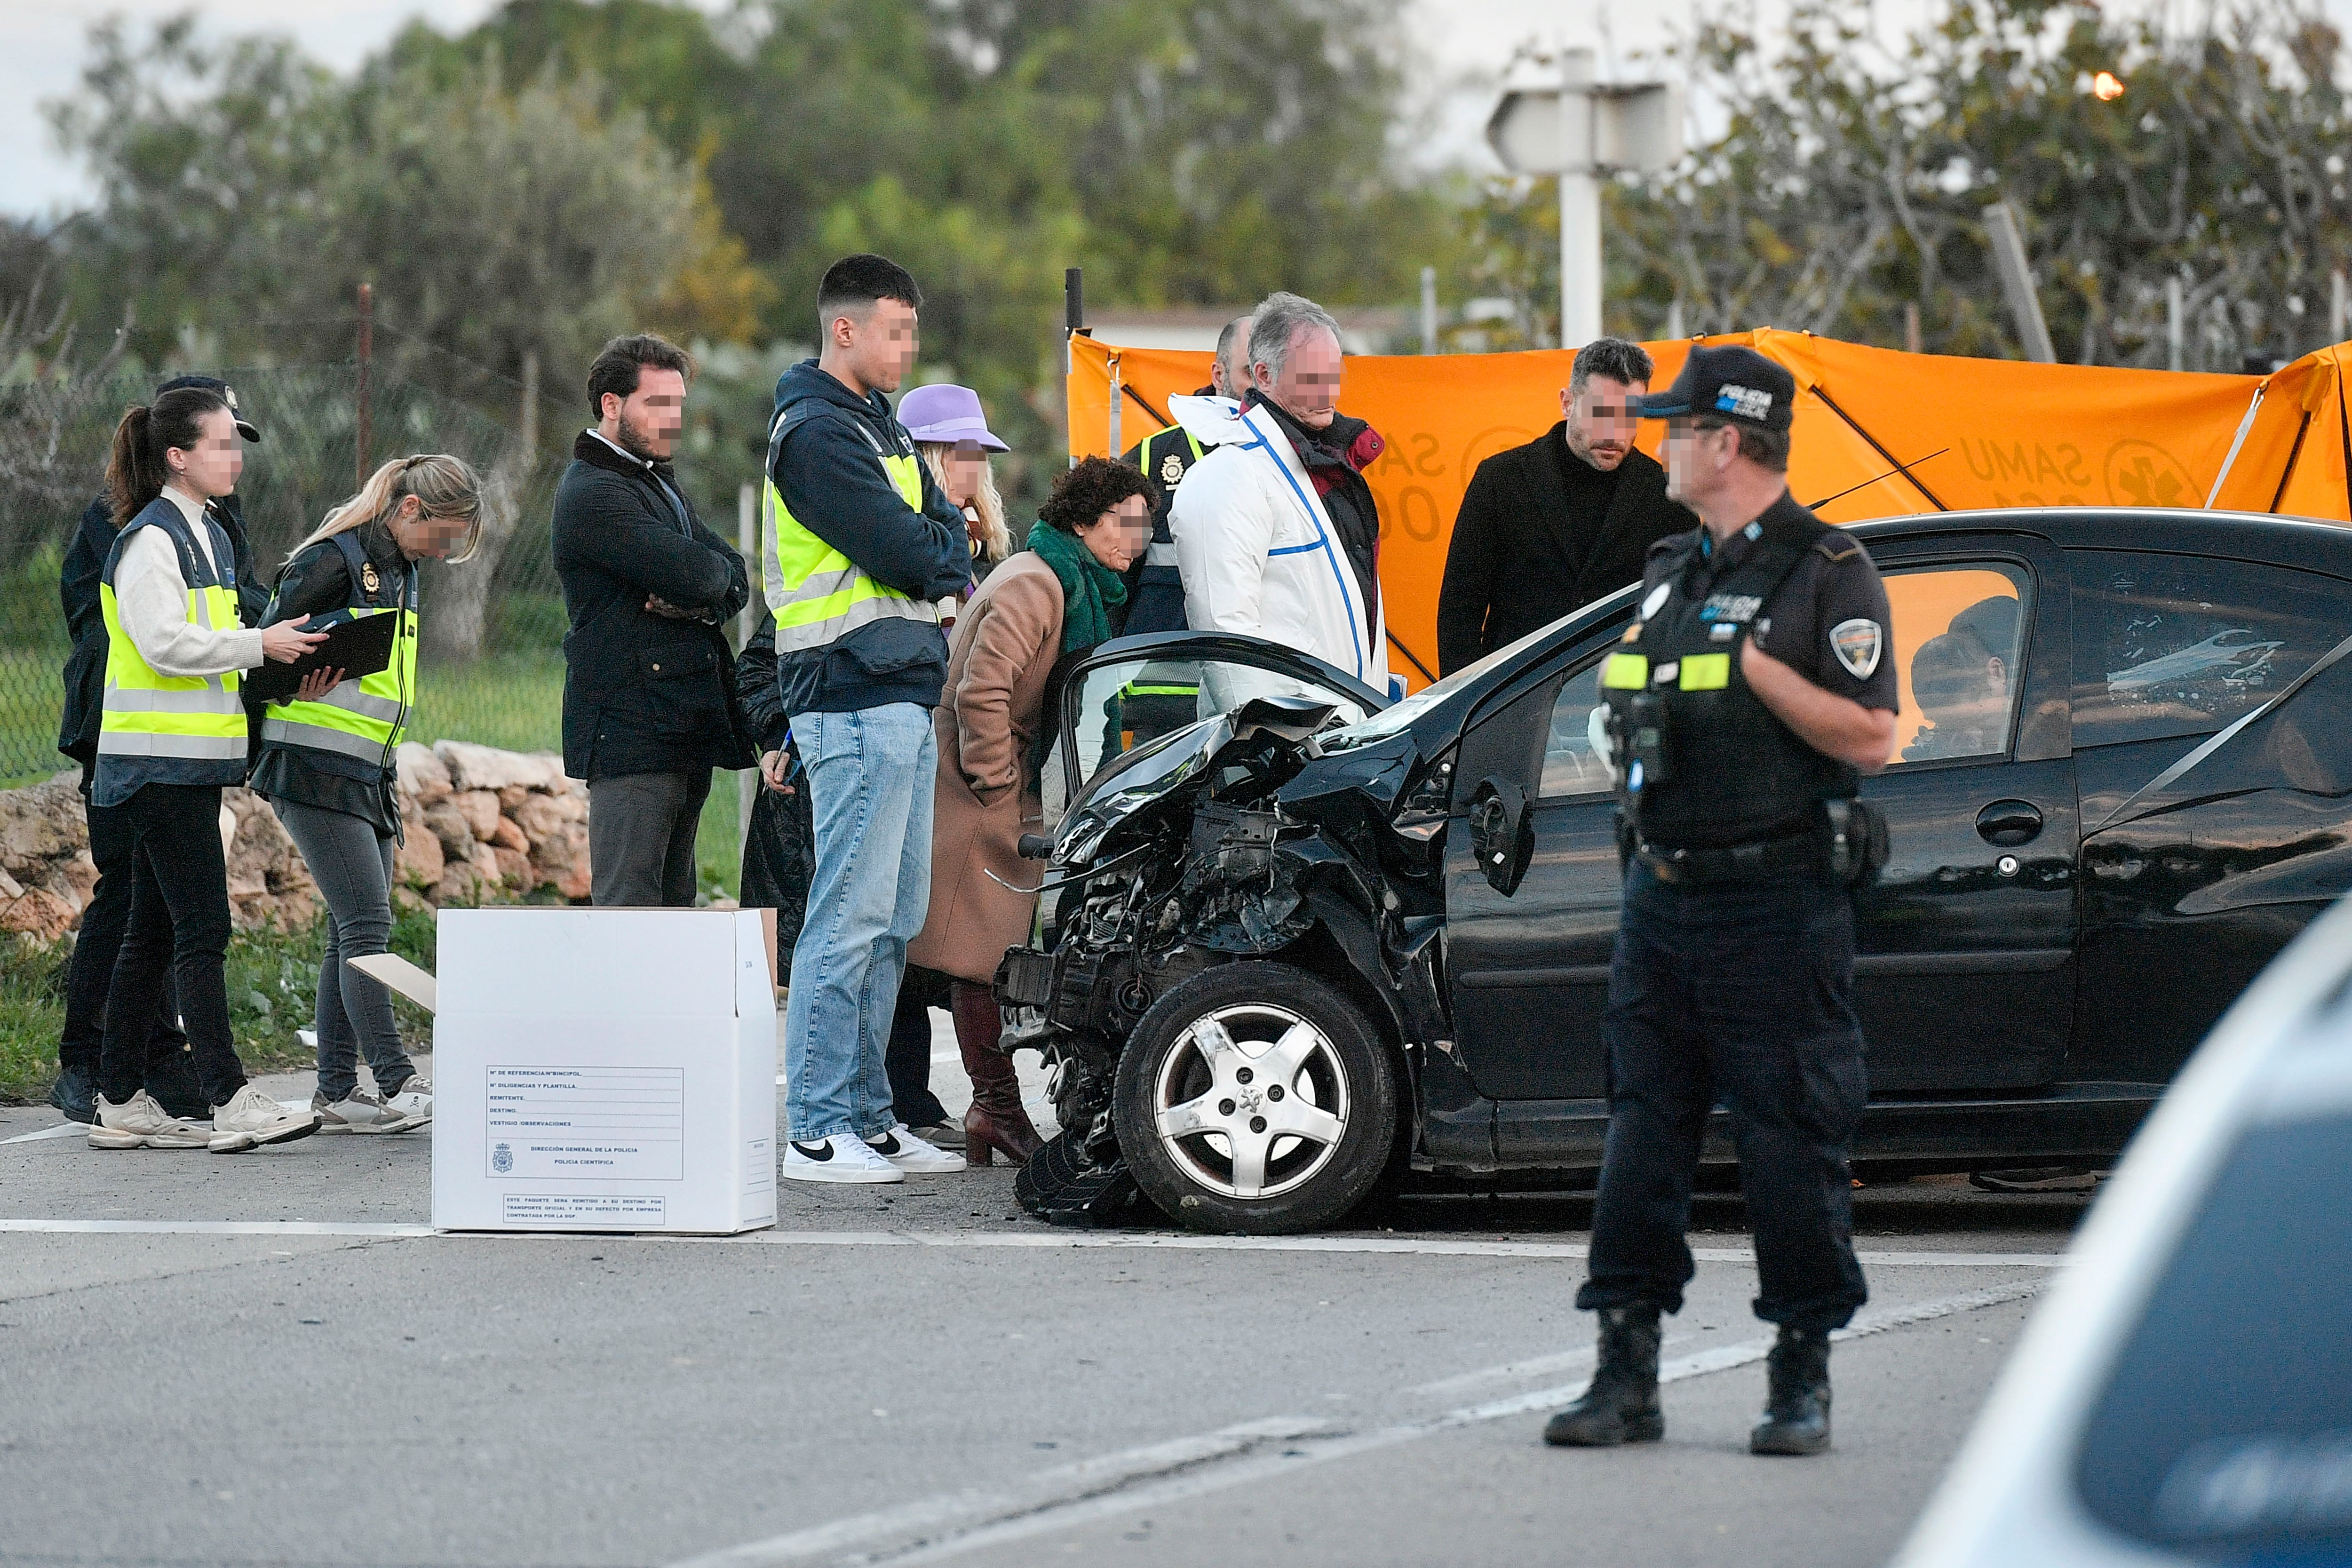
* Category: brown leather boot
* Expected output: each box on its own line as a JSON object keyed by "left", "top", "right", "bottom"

{"left": 953, "top": 981, "right": 1042, "bottom": 1166}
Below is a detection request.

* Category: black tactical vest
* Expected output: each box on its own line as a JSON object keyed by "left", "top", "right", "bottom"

{"left": 1604, "top": 509, "right": 1858, "bottom": 850}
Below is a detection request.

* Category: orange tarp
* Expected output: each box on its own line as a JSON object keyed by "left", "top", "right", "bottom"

{"left": 1066, "top": 329, "right": 2352, "bottom": 692}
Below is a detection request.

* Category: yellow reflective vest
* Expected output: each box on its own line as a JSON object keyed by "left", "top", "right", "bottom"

{"left": 761, "top": 409, "right": 940, "bottom": 654}
{"left": 259, "top": 531, "right": 417, "bottom": 773}
{"left": 94, "top": 499, "right": 250, "bottom": 801}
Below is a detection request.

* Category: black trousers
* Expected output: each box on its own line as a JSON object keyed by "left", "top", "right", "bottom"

{"left": 588, "top": 770, "right": 712, "bottom": 907}
{"left": 58, "top": 791, "right": 186, "bottom": 1077}
{"left": 885, "top": 965, "right": 951, "bottom": 1129}
{"left": 1577, "top": 863, "right": 1870, "bottom": 1333}
{"left": 98, "top": 784, "right": 246, "bottom": 1108}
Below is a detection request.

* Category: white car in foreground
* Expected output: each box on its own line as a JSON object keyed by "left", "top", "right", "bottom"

{"left": 1894, "top": 895, "right": 2352, "bottom": 1566}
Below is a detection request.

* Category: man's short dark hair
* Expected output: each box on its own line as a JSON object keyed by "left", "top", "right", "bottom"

{"left": 1568, "top": 337, "right": 1655, "bottom": 397}
{"left": 817, "top": 253, "right": 922, "bottom": 331}
{"left": 586, "top": 334, "right": 692, "bottom": 420}
{"left": 1041, "top": 456, "right": 1153, "bottom": 534}
{"left": 1692, "top": 416, "right": 1791, "bottom": 473}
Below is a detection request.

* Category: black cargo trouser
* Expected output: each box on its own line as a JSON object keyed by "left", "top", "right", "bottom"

{"left": 59, "top": 791, "right": 187, "bottom": 1077}
{"left": 1577, "top": 862, "right": 1870, "bottom": 1333}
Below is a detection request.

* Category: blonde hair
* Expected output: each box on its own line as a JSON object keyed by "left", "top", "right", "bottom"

{"left": 920, "top": 442, "right": 1009, "bottom": 565}
{"left": 288, "top": 454, "right": 484, "bottom": 568}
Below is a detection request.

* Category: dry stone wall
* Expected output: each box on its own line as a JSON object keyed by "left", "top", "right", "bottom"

{"left": 0, "top": 741, "right": 595, "bottom": 944}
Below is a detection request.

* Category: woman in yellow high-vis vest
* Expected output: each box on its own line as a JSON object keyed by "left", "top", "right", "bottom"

{"left": 251, "top": 455, "right": 481, "bottom": 1133}
{"left": 87, "top": 387, "right": 333, "bottom": 1152}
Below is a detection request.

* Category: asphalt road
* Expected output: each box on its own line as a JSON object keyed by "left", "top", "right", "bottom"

{"left": 0, "top": 1034, "right": 2089, "bottom": 1568}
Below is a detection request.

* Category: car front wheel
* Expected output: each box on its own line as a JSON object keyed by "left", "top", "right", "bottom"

{"left": 1112, "top": 962, "right": 1397, "bottom": 1235}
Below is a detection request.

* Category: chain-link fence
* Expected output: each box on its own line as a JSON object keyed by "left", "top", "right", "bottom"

{"left": 0, "top": 363, "right": 590, "bottom": 787}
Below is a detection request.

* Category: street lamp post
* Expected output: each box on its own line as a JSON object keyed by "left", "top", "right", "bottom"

{"left": 1486, "top": 48, "right": 1682, "bottom": 350}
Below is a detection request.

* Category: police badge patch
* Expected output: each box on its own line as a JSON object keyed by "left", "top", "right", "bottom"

{"left": 1159, "top": 451, "right": 1185, "bottom": 488}
{"left": 361, "top": 561, "right": 380, "bottom": 596}
{"left": 1830, "top": 618, "right": 1883, "bottom": 678}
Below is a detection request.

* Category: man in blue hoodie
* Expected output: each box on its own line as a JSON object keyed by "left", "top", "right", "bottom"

{"left": 765, "top": 253, "right": 975, "bottom": 1184}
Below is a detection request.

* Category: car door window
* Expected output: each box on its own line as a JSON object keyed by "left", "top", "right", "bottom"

{"left": 1538, "top": 654, "right": 1611, "bottom": 798}
{"left": 1883, "top": 564, "right": 2031, "bottom": 766}
{"left": 2070, "top": 552, "right": 2350, "bottom": 749}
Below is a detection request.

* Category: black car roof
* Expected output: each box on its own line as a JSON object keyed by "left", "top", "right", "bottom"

{"left": 1846, "top": 507, "right": 2352, "bottom": 579}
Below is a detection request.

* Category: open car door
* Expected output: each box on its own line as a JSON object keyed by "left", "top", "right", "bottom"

{"left": 1045, "top": 630, "right": 1390, "bottom": 828}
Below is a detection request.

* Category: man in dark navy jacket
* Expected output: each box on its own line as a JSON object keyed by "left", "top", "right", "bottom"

{"left": 552, "top": 334, "right": 753, "bottom": 907}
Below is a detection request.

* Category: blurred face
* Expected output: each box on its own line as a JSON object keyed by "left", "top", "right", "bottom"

{"left": 391, "top": 493, "right": 476, "bottom": 561}
{"left": 1213, "top": 318, "right": 1254, "bottom": 398}
{"left": 1565, "top": 374, "right": 1644, "bottom": 471}
{"left": 831, "top": 297, "right": 921, "bottom": 396}
{"left": 1256, "top": 325, "right": 1344, "bottom": 430}
{"left": 1662, "top": 418, "right": 1740, "bottom": 509}
{"left": 167, "top": 407, "right": 243, "bottom": 500}
{"left": 602, "top": 366, "right": 686, "bottom": 461}
{"left": 1075, "top": 493, "right": 1151, "bottom": 572}
{"left": 942, "top": 440, "right": 989, "bottom": 509}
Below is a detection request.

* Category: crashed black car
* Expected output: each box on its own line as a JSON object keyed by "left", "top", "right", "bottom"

{"left": 997, "top": 509, "right": 2352, "bottom": 1234}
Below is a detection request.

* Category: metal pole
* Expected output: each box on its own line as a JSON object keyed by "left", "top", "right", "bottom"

{"left": 1107, "top": 354, "right": 1123, "bottom": 458}
{"left": 737, "top": 481, "right": 758, "bottom": 864}
{"left": 2167, "top": 277, "right": 2185, "bottom": 372}
{"left": 1065, "top": 268, "right": 1084, "bottom": 468}
{"left": 1666, "top": 294, "right": 1686, "bottom": 341}
{"left": 1980, "top": 202, "right": 2055, "bottom": 363}
{"left": 1557, "top": 49, "right": 1600, "bottom": 350}
{"left": 1904, "top": 301, "right": 1923, "bottom": 355}
{"left": 2332, "top": 270, "right": 2347, "bottom": 342}
{"left": 1419, "top": 266, "right": 1438, "bottom": 354}
{"left": 355, "top": 281, "right": 373, "bottom": 486}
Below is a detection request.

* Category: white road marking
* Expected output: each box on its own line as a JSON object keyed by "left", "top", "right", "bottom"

{"left": 665, "top": 1281, "right": 2043, "bottom": 1568}
{"left": 0, "top": 1219, "right": 2068, "bottom": 1268}
{"left": 0, "top": 1122, "right": 90, "bottom": 1145}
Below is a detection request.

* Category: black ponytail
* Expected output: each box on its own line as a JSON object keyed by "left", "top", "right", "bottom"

{"left": 106, "top": 387, "right": 230, "bottom": 526}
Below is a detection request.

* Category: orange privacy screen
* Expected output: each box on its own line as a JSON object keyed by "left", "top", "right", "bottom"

{"left": 1067, "top": 330, "right": 2352, "bottom": 693}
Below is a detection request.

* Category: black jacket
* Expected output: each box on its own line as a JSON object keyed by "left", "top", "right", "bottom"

{"left": 57, "top": 490, "right": 269, "bottom": 776}
{"left": 765, "top": 361, "right": 973, "bottom": 716}
{"left": 552, "top": 430, "right": 754, "bottom": 781}
{"left": 734, "top": 610, "right": 814, "bottom": 963}
{"left": 246, "top": 521, "right": 414, "bottom": 833}
{"left": 1436, "top": 426, "right": 1695, "bottom": 674}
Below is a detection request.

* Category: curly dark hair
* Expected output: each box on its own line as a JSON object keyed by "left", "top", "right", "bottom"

{"left": 1040, "top": 455, "right": 1153, "bottom": 533}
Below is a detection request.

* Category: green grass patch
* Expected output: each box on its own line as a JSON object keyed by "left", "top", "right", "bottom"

{"left": 0, "top": 908, "right": 443, "bottom": 1106}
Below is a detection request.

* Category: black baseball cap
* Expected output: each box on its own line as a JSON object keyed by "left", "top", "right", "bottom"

{"left": 154, "top": 374, "right": 262, "bottom": 442}
{"left": 1631, "top": 344, "right": 1795, "bottom": 433}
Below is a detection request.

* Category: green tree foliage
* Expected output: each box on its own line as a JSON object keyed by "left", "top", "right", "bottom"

{"left": 1470, "top": 0, "right": 2352, "bottom": 370}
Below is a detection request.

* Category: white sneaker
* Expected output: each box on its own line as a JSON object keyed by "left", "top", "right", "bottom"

{"left": 313, "top": 1087, "right": 425, "bottom": 1134}
{"left": 866, "top": 1124, "right": 966, "bottom": 1174}
{"left": 382, "top": 1077, "right": 433, "bottom": 1126}
{"left": 87, "top": 1091, "right": 210, "bottom": 1150}
{"left": 779, "top": 1134, "right": 905, "bottom": 1184}
{"left": 209, "top": 1084, "right": 322, "bottom": 1152}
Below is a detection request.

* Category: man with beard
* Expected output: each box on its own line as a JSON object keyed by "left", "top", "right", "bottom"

{"left": 553, "top": 333, "right": 753, "bottom": 906}
{"left": 1436, "top": 337, "right": 1694, "bottom": 674}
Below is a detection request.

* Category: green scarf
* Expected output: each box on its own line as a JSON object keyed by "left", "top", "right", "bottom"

{"left": 1025, "top": 520, "right": 1128, "bottom": 653}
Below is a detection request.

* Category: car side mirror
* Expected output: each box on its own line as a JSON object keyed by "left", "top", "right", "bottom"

{"left": 1469, "top": 775, "right": 1535, "bottom": 897}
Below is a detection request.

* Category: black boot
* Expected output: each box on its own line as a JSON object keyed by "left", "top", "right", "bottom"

{"left": 1543, "top": 1305, "right": 1664, "bottom": 1447}
{"left": 1750, "top": 1326, "right": 1832, "bottom": 1456}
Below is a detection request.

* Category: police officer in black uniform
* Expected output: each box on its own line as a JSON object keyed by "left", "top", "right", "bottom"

{"left": 1119, "top": 312, "right": 1251, "bottom": 636}
{"left": 1544, "top": 345, "right": 1898, "bottom": 1458}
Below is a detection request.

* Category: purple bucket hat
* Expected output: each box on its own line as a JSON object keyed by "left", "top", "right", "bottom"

{"left": 897, "top": 383, "right": 1009, "bottom": 452}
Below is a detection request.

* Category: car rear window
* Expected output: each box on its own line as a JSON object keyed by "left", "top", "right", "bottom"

{"left": 2073, "top": 1109, "right": 2352, "bottom": 1559}
{"left": 2070, "top": 552, "right": 2349, "bottom": 749}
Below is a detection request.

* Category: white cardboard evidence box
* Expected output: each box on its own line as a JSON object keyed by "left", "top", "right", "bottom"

{"left": 399, "top": 907, "right": 778, "bottom": 1235}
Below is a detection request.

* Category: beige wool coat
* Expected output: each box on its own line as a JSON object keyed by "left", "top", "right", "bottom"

{"left": 908, "top": 551, "right": 1065, "bottom": 984}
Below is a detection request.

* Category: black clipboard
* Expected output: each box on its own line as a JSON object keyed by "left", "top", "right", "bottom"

{"left": 244, "top": 612, "right": 401, "bottom": 703}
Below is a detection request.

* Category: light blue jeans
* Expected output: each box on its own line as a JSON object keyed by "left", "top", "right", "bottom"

{"left": 783, "top": 703, "right": 938, "bottom": 1142}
